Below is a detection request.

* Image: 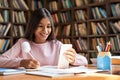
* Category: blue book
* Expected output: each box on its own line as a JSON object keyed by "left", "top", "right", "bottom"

{"left": 1, "top": 39, "right": 10, "bottom": 51}
{"left": 99, "top": 7, "right": 107, "bottom": 18}
{"left": 0, "top": 68, "right": 25, "bottom": 76}
{"left": 111, "top": 4, "right": 117, "bottom": 17}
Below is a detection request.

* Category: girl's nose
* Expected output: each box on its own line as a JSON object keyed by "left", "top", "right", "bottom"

{"left": 42, "top": 27, "right": 47, "bottom": 33}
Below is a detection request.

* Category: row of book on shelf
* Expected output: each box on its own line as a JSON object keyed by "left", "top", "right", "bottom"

{"left": 51, "top": 6, "right": 120, "bottom": 25}
{"left": 60, "top": 20, "right": 120, "bottom": 36}
{"left": 92, "top": 7, "right": 107, "bottom": 19}
{"left": 51, "top": 3, "right": 120, "bottom": 24}
{"left": 55, "top": 20, "right": 120, "bottom": 37}
{"left": 92, "top": 3, "right": 120, "bottom": 19}
{"left": 91, "top": 22, "right": 107, "bottom": 35}
{"left": 0, "top": 10, "right": 10, "bottom": 22}
{"left": 13, "top": 25, "right": 25, "bottom": 37}
{"left": 91, "top": 20, "right": 120, "bottom": 35}
{"left": 0, "top": 23, "right": 11, "bottom": 37}
{"left": 33, "top": 0, "right": 106, "bottom": 12}
{"left": 0, "top": 23, "right": 25, "bottom": 37}
{"left": 31, "top": 0, "right": 43, "bottom": 11}
{"left": 48, "top": 0, "right": 120, "bottom": 19}
{"left": 0, "top": 0, "right": 29, "bottom": 10}
{"left": 1, "top": 0, "right": 118, "bottom": 18}
{"left": 55, "top": 23, "right": 87, "bottom": 37}
{"left": 60, "top": 35, "right": 120, "bottom": 52}
{"left": 13, "top": 11, "right": 26, "bottom": 23}
{"left": 0, "top": 10, "right": 26, "bottom": 23}
{"left": 52, "top": 10, "right": 87, "bottom": 23}
{"left": 91, "top": 36, "right": 120, "bottom": 51}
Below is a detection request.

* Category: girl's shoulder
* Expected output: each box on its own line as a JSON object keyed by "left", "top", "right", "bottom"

{"left": 50, "top": 40, "right": 63, "bottom": 45}
{"left": 17, "top": 38, "right": 29, "bottom": 43}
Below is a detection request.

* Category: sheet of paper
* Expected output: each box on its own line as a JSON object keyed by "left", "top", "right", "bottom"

{"left": 26, "top": 71, "right": 74, "bottom": 77}
{"left": 57, "top": 44, "right": 72, "bottom": 69}
{"left": 26, "top": 65, "right": 108, "bottom": 77}
{"left": 26, "top": 65, "right": 106, "bottom": 74}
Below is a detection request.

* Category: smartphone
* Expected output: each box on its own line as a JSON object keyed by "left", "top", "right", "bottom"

{"left": 57, "top": 44, "right": 72, "bottom": 69}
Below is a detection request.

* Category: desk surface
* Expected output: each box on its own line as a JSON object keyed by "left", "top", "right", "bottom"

{"left": 0, "top": 65, "right": 120, "bottom": 80}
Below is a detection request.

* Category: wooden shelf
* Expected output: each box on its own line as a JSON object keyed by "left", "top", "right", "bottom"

{"left": 37, "top": 0, "right": 120, "bottom": 62}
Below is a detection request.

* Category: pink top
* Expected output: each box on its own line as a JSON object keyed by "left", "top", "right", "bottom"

{"left": 0, "top": 38, "right": 88, "bottom": 68}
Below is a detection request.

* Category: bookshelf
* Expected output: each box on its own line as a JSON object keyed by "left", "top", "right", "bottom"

{"left": 1, "top": 0, "right": 120, "bottom": 63}
{"left": 34, "top": 0, "right": 120, "bottom": 63}
{"left": 0, "top": 0, "right": 29, "bottom": 53}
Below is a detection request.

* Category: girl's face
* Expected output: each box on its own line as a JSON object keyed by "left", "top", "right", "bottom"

{"left": 34, "top": 17, "right": 52, "bottom": 43}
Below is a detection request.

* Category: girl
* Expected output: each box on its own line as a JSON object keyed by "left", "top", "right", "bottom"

{"left": 0, "top": 8, "right": 87, "bottom": 69}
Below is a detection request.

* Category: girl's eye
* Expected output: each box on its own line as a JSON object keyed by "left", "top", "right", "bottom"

{"left": 47, "top": 26, "right": 51, "bottom": 28}
{"left": 37, "top": 25, "right": 43, "bottom": 28}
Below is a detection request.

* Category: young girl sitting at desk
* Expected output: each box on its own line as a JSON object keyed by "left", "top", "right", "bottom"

{"left": 0, "top": 8, "right": 88, "bottom": 69}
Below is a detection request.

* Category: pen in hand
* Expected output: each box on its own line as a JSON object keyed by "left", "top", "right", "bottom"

{"left": 21, "top": 42, "right": 40, "bottom": 69}
{"left": 22, "top": 42, "right": 35, "bottom": 59}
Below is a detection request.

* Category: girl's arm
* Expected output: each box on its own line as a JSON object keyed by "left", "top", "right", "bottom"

{"left": 0, "top": 39, "right": 23, "bottom": 68}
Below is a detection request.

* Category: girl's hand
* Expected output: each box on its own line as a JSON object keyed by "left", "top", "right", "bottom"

{"left": 64, "top": 48, "right": 76, "bottom": 65}
{"left": 20, "top": 59, "right": 40, "bottom": 69}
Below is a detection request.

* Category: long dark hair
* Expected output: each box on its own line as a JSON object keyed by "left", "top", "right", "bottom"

{"left": 25, "top": 8, "right": 55, "bottom": 41}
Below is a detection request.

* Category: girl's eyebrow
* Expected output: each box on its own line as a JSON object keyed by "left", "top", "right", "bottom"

{"left": 48, "top": 24, "right": 51, "bottom": 25}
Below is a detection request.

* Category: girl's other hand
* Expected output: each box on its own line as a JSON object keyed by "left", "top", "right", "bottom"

{"left": 64, "top": 48, "right": 76, "bottom": 65}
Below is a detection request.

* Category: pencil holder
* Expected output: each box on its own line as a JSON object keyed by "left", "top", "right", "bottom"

{"left": 97, "top": 52, "right": 112, "bottom": 70}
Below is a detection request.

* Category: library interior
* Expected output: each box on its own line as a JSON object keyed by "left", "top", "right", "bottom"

{"left": 0, "top": 0, "right": 120, "bottom": 80}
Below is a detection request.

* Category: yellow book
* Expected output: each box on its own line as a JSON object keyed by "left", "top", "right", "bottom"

{"left": 0, "top": 39, "right": 5, "bottom": 51}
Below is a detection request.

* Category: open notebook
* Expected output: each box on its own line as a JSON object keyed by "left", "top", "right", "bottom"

{"left": 26, "top": 66, "right": 108, "bottom": 77}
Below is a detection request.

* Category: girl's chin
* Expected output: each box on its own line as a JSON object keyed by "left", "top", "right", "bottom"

{"left": 41, "top": 38, "right": 47, "bottom": 42}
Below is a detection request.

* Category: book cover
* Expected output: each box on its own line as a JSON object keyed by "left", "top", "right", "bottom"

{"left": 99, "top": 7, "right": 107, "bottom": 18}
{"left": 97, "top": 22, "right": 106, "bottom": 34}
{"left": 109, "top": 22, "right": 118, "bottom": 34}
{"left": 91, "top": 22, "right": 97, "bottom": 35}
{"left": 0, "top": 68, "right": 25, "bottom": 76}
{"left": 111, "top": 4, "right": 117, "bottom": 17}
{"left": 3, "top": 23, "right": 11, "bottom": 36}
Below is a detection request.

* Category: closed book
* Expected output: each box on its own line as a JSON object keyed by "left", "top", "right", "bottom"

{"left": 99, "top": 7, "right": 107, "bottom": 18}
{"left": 97, "top": 22, "right": 106, "bottom": 34}
{"left": 95, "top": 7, "right": 102, "bottom": 19}
{"left": 109, "top": 22, "right": 117, "bottom": 34}
{"left": 111, "top": 4, "right": 117, "bottom": 17}
{"left": 114, "top": 22, "right": 120, "bottom": 32}
{"left": 1, "top": 39, "right": 10, "bottom": 51}
{"left": 0, "top": 68, "right": 25, "bottom": 76}
{"left": 3, "top": 23, "right": 11, "bottom": 36}
{"left": 75, "top": 0, "right": 83, "bottom": 7}
{"left": 91, "top": 22, "right": 97, "bottom": 35}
